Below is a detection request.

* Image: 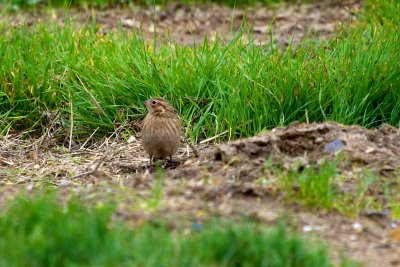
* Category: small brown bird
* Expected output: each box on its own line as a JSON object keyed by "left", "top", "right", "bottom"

{"left": 141, "top": 97, "right": 181, "bottom": 163}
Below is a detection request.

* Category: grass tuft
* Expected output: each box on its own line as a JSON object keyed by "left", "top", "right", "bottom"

{"left": 0, "top": 193, "right": 345, "bottom": 267}
{"left": 1, "top": 0, "right": 399, "bottom": 140}
{"left": 278, "top": 157, "right": 400, "bottom": 217}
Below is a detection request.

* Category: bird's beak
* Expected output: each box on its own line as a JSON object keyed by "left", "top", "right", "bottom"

{"left": 143, "top": 100, "right": 149, "bottom": 106}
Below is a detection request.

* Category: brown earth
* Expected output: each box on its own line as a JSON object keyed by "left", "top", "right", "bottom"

{"left": 1, "top": 122, "right": 400, "bottom": 266}
{"left": 1, "top": 1, "right": 399, "bottom": 265}
{"left": 1, "top": 0, "right": 363, "bottom": 45}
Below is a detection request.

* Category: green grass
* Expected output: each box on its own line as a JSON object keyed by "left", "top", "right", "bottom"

{"left": 272, "top": 154, "right": 400, "bottom": 220}
{"left": 276, "top": 157, "right": 400, "bottom": 218}
{"left": 0, "top": 0, "right": 399, "bottom": 141}
{"left": 0, "top": 193, "right": 343, "bottom": 267}
{"left": 280, "top": 159, "right": 340, "bottom": 211}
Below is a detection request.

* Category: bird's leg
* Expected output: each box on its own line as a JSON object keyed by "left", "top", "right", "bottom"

{"left": 167, "top": 155, "right": 180, "bottom": 168}
{"left": 150, "top": 155, "right": 155, "bottom": 165}
{"left": 166, "top": 155, "right": 174, "bottom": 167}
{"left": 161, "top": 157, "right": 168, "bottom": 168}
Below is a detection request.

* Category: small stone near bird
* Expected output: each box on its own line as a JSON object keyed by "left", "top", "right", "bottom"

{"left": 127, "top": 136, "right": 137, "bottom": 143}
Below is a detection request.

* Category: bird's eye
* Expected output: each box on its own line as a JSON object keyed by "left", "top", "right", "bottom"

{"left": 152, "top": 101, "right": 157, "bottom": 105}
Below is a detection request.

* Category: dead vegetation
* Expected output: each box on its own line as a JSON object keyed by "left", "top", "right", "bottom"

{"left": 2, "top": 0, "right": 363, "bottom": 45}
{"left": 1, "top": 0, "right": 399, "bottom": 265}
{"left": 1, "top": 121, "right": 400, "bottom": 266}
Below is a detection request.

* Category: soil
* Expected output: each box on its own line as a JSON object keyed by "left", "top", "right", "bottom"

{"left": 1, "top": 122, "right": 400, "bottom": 266}
{"left": 2, "top": 0, "right": 363, "bottom": 46}
{"left": 2, "top": 1, "right": 400, "bottom": 265}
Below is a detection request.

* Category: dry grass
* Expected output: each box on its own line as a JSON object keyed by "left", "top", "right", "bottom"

{"left": 1, "top": 122, "right": 400, "bottom": 266}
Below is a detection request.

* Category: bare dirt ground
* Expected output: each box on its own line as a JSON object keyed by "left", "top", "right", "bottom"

{"left": 2, "top": 0, "right": 362, "bottom": 45}
{"left": 1, "top": 122, "right": 400, "bottom": 266}
{"left": 2, "top": 0, "right": 400, "bottom": 265}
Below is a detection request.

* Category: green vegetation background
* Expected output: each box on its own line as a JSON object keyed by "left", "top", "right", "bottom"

{"left": 0, "top": 1, "right": 398, "bottom": 266}
{"left": 1, "top": 0, "right": 399, "bottom": 141}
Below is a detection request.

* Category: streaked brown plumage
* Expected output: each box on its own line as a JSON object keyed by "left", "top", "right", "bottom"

{"left": 141, "top": 97, "right": 181, "bottom": 163}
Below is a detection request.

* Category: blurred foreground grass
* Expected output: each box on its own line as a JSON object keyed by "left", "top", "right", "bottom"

{"left": 0, "top": 193, "right": 352, "bottom": 267}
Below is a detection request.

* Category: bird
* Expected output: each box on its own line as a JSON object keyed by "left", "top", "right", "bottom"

{"left": 141, "top": 97, "right": 181, "bottom": 164}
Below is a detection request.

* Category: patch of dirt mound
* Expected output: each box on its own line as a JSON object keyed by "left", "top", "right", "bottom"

{"left": 178, "top": 122, "right": 400, "bottom": 183}
{"left": 162, "top": 122, "right": 400, "bottom": 267}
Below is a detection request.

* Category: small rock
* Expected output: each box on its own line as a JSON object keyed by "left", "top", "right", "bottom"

{"left": 365, "top": 147, "right": 375, "bottom": 153}
{"left": 127, "top": 136, "right": 137, "bottom": 143}
{"left": 302, "top": 225, "right": 314, "bottom": 232}
{"left": 352, "top": 222, "right": 363, "bottom": 232}
{"left": 57, "top": 180, "right": 71, "bottom": 187}
{"left": 349, "top": 234, "right": 358, "bottom": 241}
{"left": 26, "top": 182, "right": 34, "bottom": 191}
{"left": 325, "top": 139, "right": 345, "bottom": 153}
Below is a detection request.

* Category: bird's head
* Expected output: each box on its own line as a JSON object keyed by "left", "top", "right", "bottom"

{"left": 144, "top": 97, "right": 175, "bottom": 117}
